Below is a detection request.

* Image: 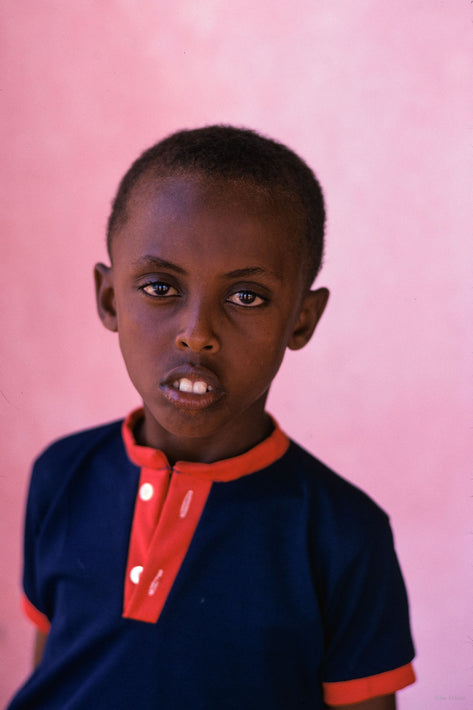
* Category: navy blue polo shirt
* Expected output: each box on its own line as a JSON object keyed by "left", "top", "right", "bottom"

{"left": 8, "top": 409, "right": 415, "bottom": 709}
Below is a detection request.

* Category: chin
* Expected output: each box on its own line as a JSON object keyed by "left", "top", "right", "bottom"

{"left": 148, "top": 405, "right": 227, "bottom": 442}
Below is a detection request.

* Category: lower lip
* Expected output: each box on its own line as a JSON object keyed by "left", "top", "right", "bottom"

{"left": 160, "top": 384, "right": 224, "bottom": 411}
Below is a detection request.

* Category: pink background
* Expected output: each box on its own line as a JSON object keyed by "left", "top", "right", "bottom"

{"left": 1, "top": 2, "right": 471, "bottom": 707}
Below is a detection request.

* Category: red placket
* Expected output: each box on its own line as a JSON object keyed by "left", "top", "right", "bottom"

{"left": 121, "top": 408, "right": 289, "bottom": 624}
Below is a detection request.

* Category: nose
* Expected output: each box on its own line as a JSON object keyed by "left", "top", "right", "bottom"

{"left": 175, "top": 299, "right": 220, "bottom": 353}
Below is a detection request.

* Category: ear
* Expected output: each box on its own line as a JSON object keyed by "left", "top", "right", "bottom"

{"left": 94, "top": 263, "right": 118, "bottom": 332}
{"left": 287, "top": 287, "right": 329, "bottom": 351}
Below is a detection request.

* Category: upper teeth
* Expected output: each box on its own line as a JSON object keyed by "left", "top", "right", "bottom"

{"left": 173, "top": 378, "right": 213, "bottom": 394}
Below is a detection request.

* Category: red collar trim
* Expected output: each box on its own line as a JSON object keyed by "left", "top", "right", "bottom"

{"left": 122, "top": 408, "right": 289, "bottom": 482}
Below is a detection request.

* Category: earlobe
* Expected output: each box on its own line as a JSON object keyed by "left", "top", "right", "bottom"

{"left": 288, "top": 287, "right": 329, "bottom": 351}
{"left": 94, "top": 263, "right": 118, "bottom": 332}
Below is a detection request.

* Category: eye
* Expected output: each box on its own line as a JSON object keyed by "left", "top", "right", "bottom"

{"left": 141, "top": 281, "right": 179, "bottom": 298}
{"left": 227, "top": 290, "right": 266, "bottom": 307}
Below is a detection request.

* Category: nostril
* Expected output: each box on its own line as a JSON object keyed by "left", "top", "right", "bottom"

{"left": 176, "top": 336, "right": 218, "bottom": 353}
{"left": 175, "top": 314, "right": 220, "bottom": 353}
{"left": 175, "top": 334, "right": 217, "bottom": 352}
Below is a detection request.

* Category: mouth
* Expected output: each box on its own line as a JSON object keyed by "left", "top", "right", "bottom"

{"left": 160, "top": 366, "right": 224, "bottom": 410}
{"left": 172, "top": 377, "right": 215, "bottom": 395}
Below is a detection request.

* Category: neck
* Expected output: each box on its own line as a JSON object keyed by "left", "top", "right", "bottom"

{"left": 137, "top": 407, "right": 274, "bottom": 465}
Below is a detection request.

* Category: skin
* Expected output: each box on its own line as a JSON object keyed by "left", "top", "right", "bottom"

{"left": 34, "top": 173, "right": 396, "bottom": 707}
{"left": 327, "top": 698, "right": 396, "bottom": 710}
{"left": 33, "top": 630, "right": 47, "bottom": 667}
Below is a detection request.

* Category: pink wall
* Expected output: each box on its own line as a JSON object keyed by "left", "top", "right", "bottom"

{"left": 1, "top": 2, "right": 471, "bottom": 706}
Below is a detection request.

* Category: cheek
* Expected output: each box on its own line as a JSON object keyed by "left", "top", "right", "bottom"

{"left": 116, "top": 313, "right": 160, "bottom": 379}
{"left": 230, "top": 327, "right": 288, "bottom": 386}
{"left": 256, "top": 315, "right": 296, "bottom": 354}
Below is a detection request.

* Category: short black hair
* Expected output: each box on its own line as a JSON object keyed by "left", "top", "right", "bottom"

{"left": 107, "top": 125, "right": 326, "bottom": 283}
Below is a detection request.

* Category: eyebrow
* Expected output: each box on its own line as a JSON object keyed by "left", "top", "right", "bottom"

{"left": 131, "top": 256, "right": 186, "bottom": 274}
{"left": 224, "top": 266, "right": 281, "bottom": 282}
{"left": 132, "top": 256, "right": 280, "bottom": 282}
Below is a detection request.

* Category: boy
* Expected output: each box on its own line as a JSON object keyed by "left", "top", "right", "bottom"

{"left": 8, "top": 126, "right": 415, "bottom": 709}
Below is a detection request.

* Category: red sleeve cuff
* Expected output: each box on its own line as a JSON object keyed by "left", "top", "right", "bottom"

{"left": 22, "top": 594, "right": 51, "bottom": 634}
{"left": 323, "top": 662, "right": 416, "bottom": 706}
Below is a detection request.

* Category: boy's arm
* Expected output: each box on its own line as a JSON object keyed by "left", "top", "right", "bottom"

{"left": 325, "top": 694, "right": 396, "bottom": 709}
{"left": 33, "top": 630, "right": 48, "bottom": 668}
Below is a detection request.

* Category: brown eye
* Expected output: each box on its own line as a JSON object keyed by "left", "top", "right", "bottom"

{"left": 141, "top": 281, "right": 178, "bottom": 297}
{"left": 227, "top": 290, "right": 265, "bottom": 307}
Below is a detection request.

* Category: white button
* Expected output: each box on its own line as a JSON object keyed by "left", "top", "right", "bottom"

{"left": 180, "top": 490, "right": 194, "bottom": 518}
{"left": 130, "top": 565, "right": 143, "bottom": 584}
{"left": 148, "top": 569, "right": 164, "bottom": 596}
{"left": 139, "top": 483, "right": 154, "bottom": 501}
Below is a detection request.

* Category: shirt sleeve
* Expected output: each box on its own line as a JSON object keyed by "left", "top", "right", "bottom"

{"left": 22, "top": 456, "right": 52, "bottom": 634}
{"left": 318, "top": 512, "right": 416, "bottom": 705}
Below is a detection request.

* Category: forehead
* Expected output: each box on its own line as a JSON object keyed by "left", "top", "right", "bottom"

{"left": 112, "top": 173, "right": 305, "bottom": 275}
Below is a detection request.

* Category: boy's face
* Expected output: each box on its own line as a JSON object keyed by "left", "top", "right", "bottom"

{"left": 95, "top": 174, "right": 328, "bottom": 462}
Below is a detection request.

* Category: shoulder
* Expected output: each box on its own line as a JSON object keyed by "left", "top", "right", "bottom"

{"left": 33, "top": 417, "right": 124, "bottom": 474}
{"left": 283, "top": 440, "right": 388, "bottom": 517}
{"left": 281, "top": 444, "right": 411, "bottom": 634}
{"left": 281, "top": 440, "right": 392, "bottom": 552}
{"left": 27, "top": 418, "right": 125, "bottom": 520}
